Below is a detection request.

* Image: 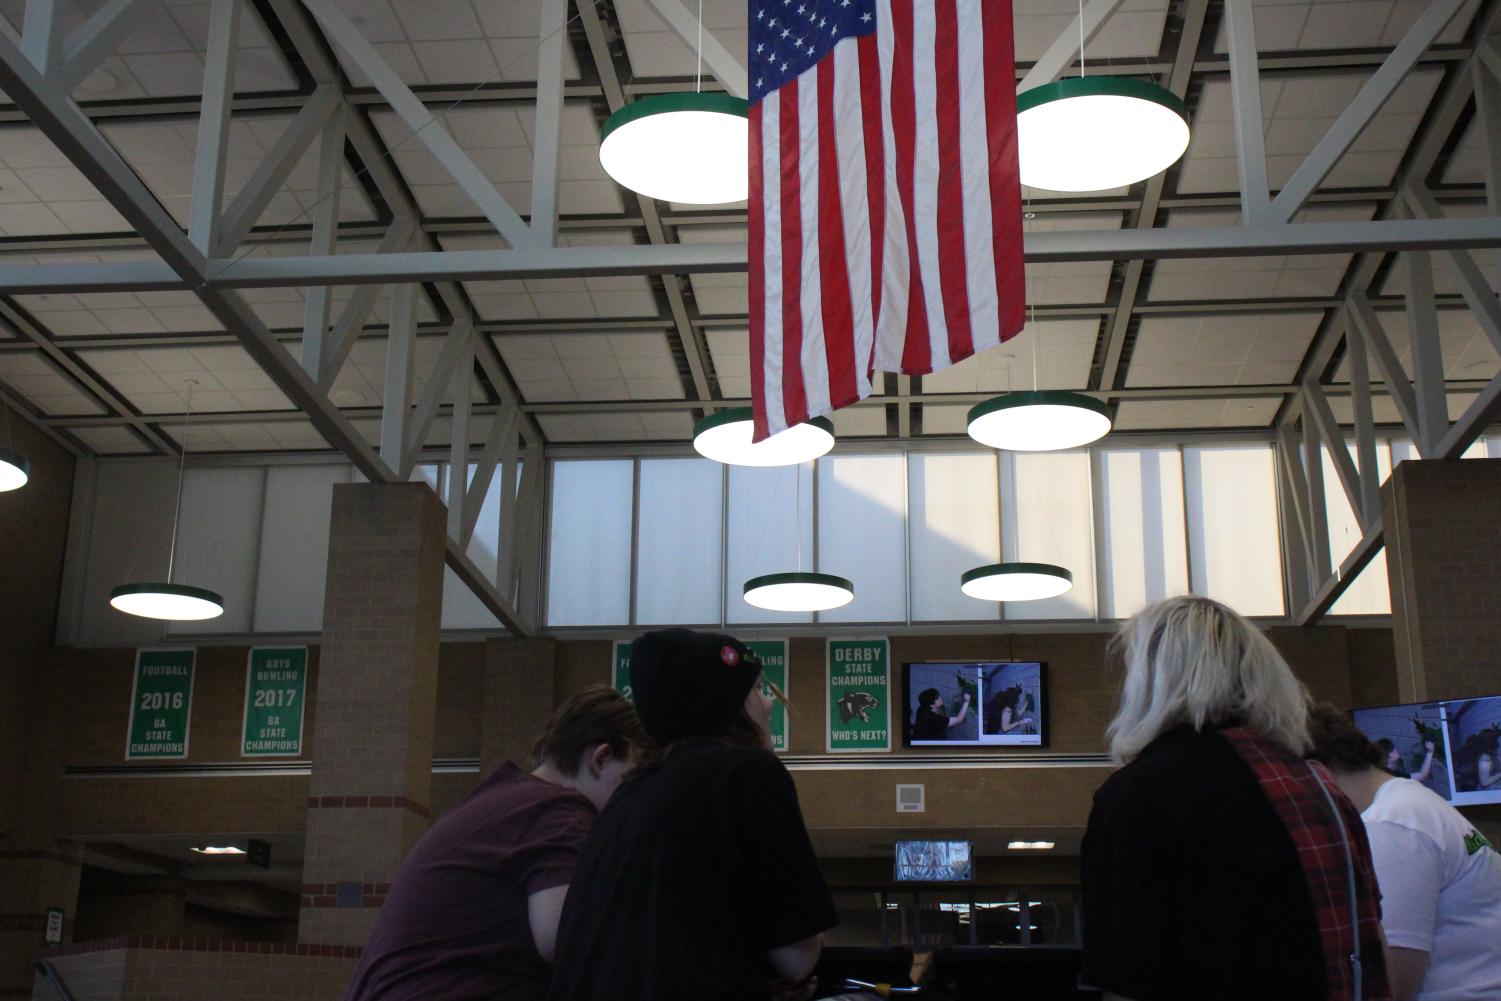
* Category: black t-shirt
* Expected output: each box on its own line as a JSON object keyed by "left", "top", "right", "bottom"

{"left": 1081, "top": 725, "right": 1326, "bottom": 1001}
{"left": 911, "top": 706, "right": 948, "bottom": 741}
{"left": 549, "top": 742, "right": 838, "bottom": 1001}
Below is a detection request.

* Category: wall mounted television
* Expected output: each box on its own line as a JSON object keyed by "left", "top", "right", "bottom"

{"left": 894, "top": 839, "right": 974, "bottom": 882}
{"left": 1351, "top": 693, "right": 1501, "bottom": 807}
{"left": 902, "top": 661, "right": 1047, "bottom": 747}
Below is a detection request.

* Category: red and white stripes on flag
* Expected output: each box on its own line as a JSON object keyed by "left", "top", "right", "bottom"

{"left": 749, "top": 0, "right": 1025, "bottom": 442}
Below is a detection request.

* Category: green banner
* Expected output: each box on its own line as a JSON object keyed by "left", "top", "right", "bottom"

{"left": 747, "top": 640, "right": 789, "bottom": 752}
{"left": 241, "top": 647, "right": 308, "bottom": 757}
{"left": 827, "top": 638, "right": 890, "bottom": 752}
{"left": 127, "top": 649, "right": 195, "bottom": 760}
{"left": 612, "top": 641, "right": 634, "bottom": 701}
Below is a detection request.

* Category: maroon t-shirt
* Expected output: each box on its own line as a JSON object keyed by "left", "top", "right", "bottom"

{"left": 343, "top": 763, "right": 596, "bottom": 1001}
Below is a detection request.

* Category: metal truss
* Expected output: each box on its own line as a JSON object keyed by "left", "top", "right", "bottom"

{"left": 1276, "top": 36, "right": 1501, "bottom": 625}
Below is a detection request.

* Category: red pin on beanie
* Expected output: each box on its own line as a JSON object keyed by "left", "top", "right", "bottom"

{"left": 629, "top": 629, "right": 761, "bottom": 746}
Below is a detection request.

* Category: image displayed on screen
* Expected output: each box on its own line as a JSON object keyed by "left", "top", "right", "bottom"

{"left": 1445, "top": 696, "right": 1501, "bottom": 805}
{"left": 1350, "top": 703, "right": 1451, "bottom": 801}
{"left": 905, "top": 662, "right": 1044, "bottom": 747}
{"left": 1353, "top": 694, "right": 1501, "bottom": 807}
{"left": 894, "top": 839, "right": 973, "bottom": 882}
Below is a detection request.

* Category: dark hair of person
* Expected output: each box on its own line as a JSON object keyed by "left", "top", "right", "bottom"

{"left": 1305, "top": 702, "right": 1385, "bottom": 773}
{"left": 532, "top": 684, "right": 650, "bottom": 773}
{"left": 1374, "top": 737, "right": 1396, "bottom": 757}
{"left": 918, "top": 687, "right": 940, "bottom": 710}
{"left": 995, "top": 685, "right": 1022, "bottom": 713}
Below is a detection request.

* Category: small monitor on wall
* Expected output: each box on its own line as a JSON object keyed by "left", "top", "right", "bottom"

{"left": 1351, "top": 693, "right": 1501, "bottom": 807}
{"left": 894, "top": 839, "right": 973, "bottom": 883}
{"left": 902, "top": 661, "right": 1047, "bottom": 747}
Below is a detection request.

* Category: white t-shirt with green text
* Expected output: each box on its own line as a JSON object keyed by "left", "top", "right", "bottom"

{"left": 1362, "top": 777, "right": 1501, "bottom": 1001}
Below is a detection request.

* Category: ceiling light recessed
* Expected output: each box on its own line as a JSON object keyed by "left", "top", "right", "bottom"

{"left": 599, "top": 92, "right": 749, "bottom": 204}
{"left": 1017, "top": 77, "right": 1190, "bottom": 192}
{"left": 961, "top": 564, "right": 1074, "bottom": 603}
{"left": 693, "top": 408, "right": 835, "bottom": 466}
{"left": 967, "top": 391, "right": 1112, "bottom": 452}
{"left": 743, "top": 572, "right": 854, "bottom": 613}
{"left": 1006, "top": 840, "right": 1056, "bottom": 852}
{"left": 190, "top": 845, "right": 246, "bottom": 856}
{"left": 0, "top": 447, "right": 29, "bottom": 491}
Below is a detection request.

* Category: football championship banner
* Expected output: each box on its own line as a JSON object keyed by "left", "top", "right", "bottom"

{"left": 827, "top": 638, "right": 891, "bottom": 751}
{"left": 127, "top": 649, "right": 195, "bottom": 760}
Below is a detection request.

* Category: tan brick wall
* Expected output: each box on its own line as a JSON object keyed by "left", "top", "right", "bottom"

{"left": 300, "top": 483, "right": 445, "bottom": 947}
{"left": 1385, "top": 459, "right": 1501, "bottom": 701}
{"left": 481, "top": 637, "right": 558, "bottom": 773}
{"left": 35, "top": 942, "right": 357, "bottom": 1001}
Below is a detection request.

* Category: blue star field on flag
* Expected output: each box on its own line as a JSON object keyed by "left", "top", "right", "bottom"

{"left": 748, "top": 0, "right": 878, "bottom": 104}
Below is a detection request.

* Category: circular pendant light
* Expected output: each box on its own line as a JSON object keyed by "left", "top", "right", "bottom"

{"left": 693, "top": 408, "right": 835, "bottom": 467}
{"left": 110, "top": 583, "right": 224, "bottom": 621}
{"left": 967, "top": 391, "right": 1112, "bottom": 452}
{"left": 743, "top": 572, "right": 854, "bottom": 612}
{"left": 961, "top": 563, "right": 1073, "bottom": 602}
{"left": 599, "top": 92, "right": 749, "bottom": 204}
{"left": 0, "top": 447, "right": 29, "bottom": 491}
{"left": 1017, "top": 77, "right": 1190, "bottom": 192}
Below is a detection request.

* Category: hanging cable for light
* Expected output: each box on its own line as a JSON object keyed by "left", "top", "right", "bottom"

{"left": 111, "top": 380, "right": 224, "bottom": 622}
{"left": 960, "top": 563, "right": 1074, "bottom": 602}
{"left": 1015, "top": 0, "right": 1188, "bottom": 192}
{"left": 597, "top": 0, "right": 747, "bottom": 204}
{"left": 741, "top": 461, "right": 853, "bottom": 612}
{"left": 0, "top": 400, "right": 27, "bottom": 492}
{"left": 693, "top": 408, "right": 835, "bottom": 467}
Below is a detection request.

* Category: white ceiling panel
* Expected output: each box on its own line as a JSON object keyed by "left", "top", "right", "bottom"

{"left": 830, "top": 404, "right": 889, "bottom": 438}
{"left": 77, "top": 345, "right": 293, "bottom": 414}
{"left": 920, "top": 319, "right": 1098, "bottom": 394}
{"left": 72, "top": 426, "right": 153, "bottom": 455}
{"left": 1210, "top": 0, "right": 1478, "bottom": 53}
{"left": 0, "top": 351, "right": 105, "bottom": 415}
{"left": 495, "top": 331, "right": 685, "bottom": 403}
{"left": 537, "top": 410, "right": 694, "bottom": 442}
{"left": 1330, "top": 306, "right": 1501, "bottom": 383}
{"left": 1013, "top": 0, "right": 1170, "bottom": 63}
{"left": 1127, "top": 311, "right": 1323, "bottom": 388}
{"left": 1112, "top": 396, "right": 1283, "bottom": 430}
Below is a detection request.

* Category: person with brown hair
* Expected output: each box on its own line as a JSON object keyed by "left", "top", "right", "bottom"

{"left": 549, "top": 628, "right": 837, "bottom": 1001}
{"left": 1307, "top": 703, "right": 1501, "bottom": 1001}
{"left": 343, "top": 685, "right": 649, "bottom": 1001}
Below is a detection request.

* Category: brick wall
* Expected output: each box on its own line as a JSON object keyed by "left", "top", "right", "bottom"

{"left": 1384, "top": 458, "right": 1501, "bottom": 701}
{"left": 0, "top": 418, "right": 74, "bottom": 834}
{"left": 34, "top": 940, "right": 357, "bottom": 1001}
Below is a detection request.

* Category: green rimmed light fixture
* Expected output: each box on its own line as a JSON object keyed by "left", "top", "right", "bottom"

{"left": 966, "top": 391, "right": 1111, "bottom": 452}
{"left": 0, "top": 446, "right": 28, "bottom": 492}
{"left": 693, "top": 407, "right": 835, "bottom": 467}
{"left": 1017, "top": 77, "right": 1189, "bottom": 192}
{"left": 744, "top": 571, "right": 854, "bottom": 613}
{"left": 961, "top": 563, "right": 1074, "bottom": 603}
{"left": 111, "top": 380, "right": 223, "bottom": 622}
{"left": 599, "top": 91, "right": 749, "bottom": 205}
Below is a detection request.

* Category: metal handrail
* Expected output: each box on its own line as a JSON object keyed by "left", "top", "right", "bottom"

{"left": 32, "top": 959, "right": 77, "bottom": 1001}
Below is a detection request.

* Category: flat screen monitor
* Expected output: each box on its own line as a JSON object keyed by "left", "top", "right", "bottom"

{"left": 903, "top": 661, "right": 1046, "bottom": 747}
{"left": 1352, "top": 694, "right": 1501, "bottom": 806}
{"left": 894, "top": 839, "right": 973, "bottom": 882}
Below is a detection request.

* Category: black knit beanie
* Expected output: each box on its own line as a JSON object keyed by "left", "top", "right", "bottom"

{"left": 629, "top": 628, "right": 762, "bottom": 745}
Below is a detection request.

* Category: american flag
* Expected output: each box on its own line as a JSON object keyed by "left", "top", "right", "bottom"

{"left": 748, "top": 0, "right": 1025, "bottom": 440}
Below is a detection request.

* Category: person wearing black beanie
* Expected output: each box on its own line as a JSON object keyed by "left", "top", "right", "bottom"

{"left": 549, "top": 628, "right": 838, "bottom": 1001}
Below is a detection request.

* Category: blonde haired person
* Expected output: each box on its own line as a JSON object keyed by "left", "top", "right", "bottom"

{"left": 1080, "top": 595, "right": 1391, "bottom": 1001}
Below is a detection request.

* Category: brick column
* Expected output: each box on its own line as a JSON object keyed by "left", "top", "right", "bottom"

{"left": 299, "top": 484, "right": 446, "bottom": 947}
{"left": 480, "top": 638, "right": 559, "bottom": 774}
{"left": 1383, "top": 458, "right": 1501, "bottom": 701}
